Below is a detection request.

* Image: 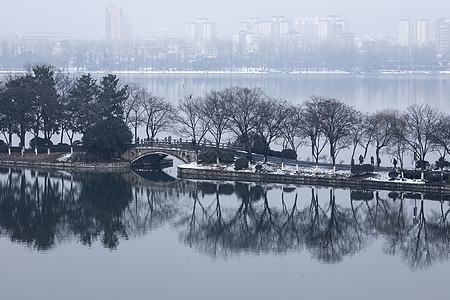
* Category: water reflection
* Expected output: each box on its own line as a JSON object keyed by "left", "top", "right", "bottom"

{"left": 0, "top": 168, "right": 450, "bottom": 270}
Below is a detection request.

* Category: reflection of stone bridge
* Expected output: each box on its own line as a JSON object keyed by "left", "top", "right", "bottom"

{"left": 121, "top": 140, "right": 245, "bottom": 165}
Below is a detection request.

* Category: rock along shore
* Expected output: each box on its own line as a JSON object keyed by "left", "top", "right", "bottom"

{"left": 178, "top": 166, "right": 450, "bottom": 194}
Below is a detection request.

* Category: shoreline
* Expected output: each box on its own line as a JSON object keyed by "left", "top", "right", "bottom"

{"left": 0, "top": 154, "right": 130, "bottom": 172}
{"left": 1, "top": 70, "right": 450, "bottom": 76}
{"left": 178, "top": 165, "right": 450, "bottom": 194}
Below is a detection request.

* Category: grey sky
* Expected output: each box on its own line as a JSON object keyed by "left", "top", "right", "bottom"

{"left": 1, "top": 0, "right": 448, "bottom": 38}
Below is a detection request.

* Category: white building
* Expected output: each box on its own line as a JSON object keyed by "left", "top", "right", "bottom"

{"left": 398, "top": 18, "right": 429, "bottom": 47}
{"left": 436, "top": 17, "right": 450, "bottom": 56}
{"left": 105, "top": 4, "right": 133, "bottom": 43}
{"left": 186, "top": 18, "right": 216, "bottom": 44}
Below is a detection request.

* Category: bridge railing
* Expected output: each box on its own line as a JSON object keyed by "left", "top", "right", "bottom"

{"left": 131, "top": 138, "right": 245, "bottom": 152}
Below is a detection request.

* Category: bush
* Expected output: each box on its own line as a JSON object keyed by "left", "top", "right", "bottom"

{"left": 198, "top": 151, "right": 215, "bottom": 164}
{"left": 235, "top": 158, "right": 249, "bottom": 170}
{"left": 0, "top": 145, "right": 22, "bottom": 153}
{"left": 220, "top": 152, "right": 235, "bottom": 163}
{"left": 425, "top": 172, "right": 449, "bottom": 183}
{"left": 425, "top": 172, "right": 443, "bottom": 183}
{"left": 435, "top": 157, "right": 450, "bottom": 170}
{"left": 29, "top": 137, "right": 53, "bottom": 148}
{"left": 351, "top": 164, "right": 374, "bottom": 176}
{"left": 281, "top": 149, "right": 297, "bottom": 160}
{"left": 388, "top": 170, "right": 399, "bottom": 179}
{"left": 403, "top": 170, "right": 424, "bottom": 180}
{"left": 0, "top": 140, "right": 4, "bottom": 146}
{"left": 52, "top": 143, "right": 71, "bottom": 153}
{"left": 415, "top": 160, "right": 430, "bottom": 170}
{"left": 197, "top": 151, "right": 235, "bottom": 164}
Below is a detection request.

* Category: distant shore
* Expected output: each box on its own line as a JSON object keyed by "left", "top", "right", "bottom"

{"left": 1, "top": 69, "right": 450, "bottom": 76}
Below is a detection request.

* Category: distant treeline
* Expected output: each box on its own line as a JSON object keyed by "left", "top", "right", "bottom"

{"left": 0, "top": 38, "right": 446, "bottom": 72}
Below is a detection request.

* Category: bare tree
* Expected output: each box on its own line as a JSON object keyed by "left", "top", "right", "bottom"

{"left": 403, "top": 104, "right": 441, "bottom": 180}
{"left": 359, "top": 116, "right": 376, "bottom": 160}
{"left": 298, "top": 97, "right": 327, "bottom": 173}
{"left": 280, "top": 104, "right": 303, "bottom": 171}
{"left": 123, "top": 84, "right": 146, "bottom": 143}
{"left": 349, "top": 111, "right": 365, "bottom": 164}
{"left": 318, "top": 97, "right": 358, "bottom": 175}
{"left": 175, "top": 94, "right": 210, "bottom": 155}
{"left": 387, "top": 111, "right": 408, "bottom": 179}
{"left": 370, "top": 110, "right": 397, "bottom": 166}
{"left": 142, "top": 92, "right": 174, "bottom": 140}
{"left": 255, "top": 98, "right": 290, "bottom": 164}
{"left": 201, "top": 90, "right": 230, "bottom": 165}
{"left": 224, "top": 87, "right": 262, "bottom": 151}
{"left": 432, "top": 115, "right": 450, "bottom": 156}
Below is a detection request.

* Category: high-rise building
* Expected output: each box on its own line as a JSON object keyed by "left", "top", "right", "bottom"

{"left": 294, "top": 16, "right": 352, "bottom": 43}
{"left": 398, "top": 18, "right": 429, "bottom": 47}
{"left": 436, "top": 17, "right": 450, "bottom": 56}
{"left": 186, "top": 18, "right": 216, "bottom": 44}
{"left": 106, "top": 4, "right": 133, "bottom": 43}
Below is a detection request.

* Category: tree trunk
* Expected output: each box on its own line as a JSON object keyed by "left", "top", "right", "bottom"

{"left": 216, "top": 141, "right": 220, "bottom": 165}
{"left": 351, "top": 144, "right": 357, "bottom": 163}
{"left": 60, "top": 124, "right": 64, "bottom": 144}
{"left": 376, "top": 147, "right": 380, "bottom": 166}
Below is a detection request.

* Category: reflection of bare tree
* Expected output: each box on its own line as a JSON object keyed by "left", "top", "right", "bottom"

{"left": 402, "top": 199, "right": 432, "bottom": 269}
{"left": 123, "top": 186, "right": 179, "bottom": 238}
{"left": 304, "top": 189, "right": 363, "bottom": 263}
{"left": 178, "top": 185, "right": 366, "bottom": 262}
{"left": 380, "top": 194, "right": 450, "bottom": 270}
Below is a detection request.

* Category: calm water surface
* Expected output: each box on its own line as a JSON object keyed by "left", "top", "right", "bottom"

{"left": 118, "top": 73, "right": 450, "bottom": 113}
{"left": 1, "top": 166, "right": 450, "bottom": 300}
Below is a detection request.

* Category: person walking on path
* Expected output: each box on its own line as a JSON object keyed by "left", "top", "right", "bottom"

{"left": 377, "top": 157, "right": 381, "bottom": 167}
{"left": 393, "top": 158, "right": 397, "bottom": 169}
{"left": 359, "top": 154, "right": 364, "bottom": 165}
{"left": 370, "top": 156, "right": 374, "bottom": 166}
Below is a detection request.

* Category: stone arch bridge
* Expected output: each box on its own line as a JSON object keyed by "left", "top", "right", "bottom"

{"left": 121, "top": 140, "right": 245, "bottom": 165}
{"left": 122, "top": 146, "right": 197, "bottom": 164}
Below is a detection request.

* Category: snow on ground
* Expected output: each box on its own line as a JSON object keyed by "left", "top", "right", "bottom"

{"left": 179, "top": 162, "right": 429, "bottom": 185}
{"left": 368, "top": 171, "right": 425, "bottom": 184}
{"left": 180, "top": 162, "right": 352, "bottom": 178}
{"left": 56, "top": 153, "right": 72, "bottom": 162}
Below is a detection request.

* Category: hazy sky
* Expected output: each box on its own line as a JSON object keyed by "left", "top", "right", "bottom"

{"left": 1, "top": 0, "right": 448, "bottom": 38}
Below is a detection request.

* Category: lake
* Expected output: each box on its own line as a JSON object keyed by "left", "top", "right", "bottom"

{"left": 117, "top": 73, "right": 450, "bottom": 113}
{"left": 1, "top": 166, "right": 450, "bottom": 299}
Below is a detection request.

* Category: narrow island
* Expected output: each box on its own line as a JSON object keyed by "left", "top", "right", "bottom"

{"left": 0, "top": 63, "right": 449, "bottom": 195}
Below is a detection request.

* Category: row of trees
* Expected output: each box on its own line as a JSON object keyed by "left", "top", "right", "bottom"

{"left": 1, "top": 64, "right": 450, "bottom": 177}
{"left": 174, "top": 87, "right": 450, "bottom": 178}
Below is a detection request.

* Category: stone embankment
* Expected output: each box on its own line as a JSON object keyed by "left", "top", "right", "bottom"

{"left": 0, "top": 156, "right": 130, "bottom": 172}
{"left": 178, "top": 167, "right": 450, "bottom": 194}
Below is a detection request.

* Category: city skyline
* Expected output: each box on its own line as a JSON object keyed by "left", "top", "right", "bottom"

{"left": 0, "top": 0, "right": 448, "bottom": 39}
